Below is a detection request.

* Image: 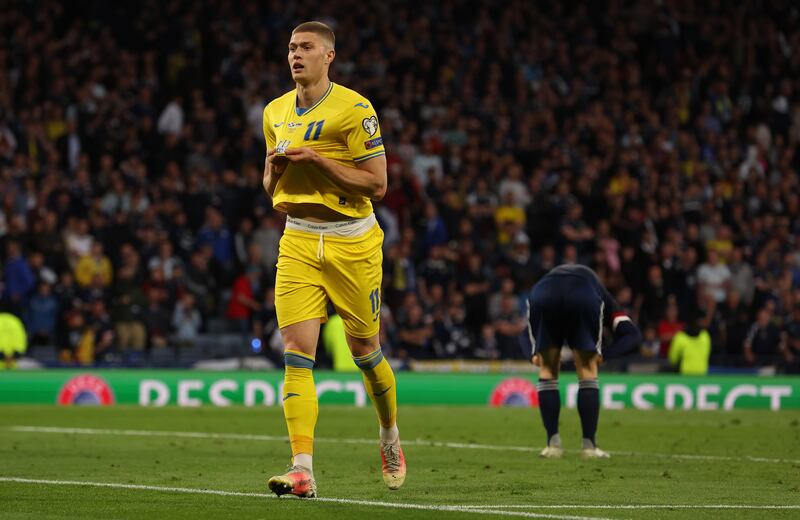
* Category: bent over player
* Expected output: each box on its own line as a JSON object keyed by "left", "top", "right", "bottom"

{"left": 262, "top": 21, "right": 404, "bottom": 497}
{"left": 527, "top": 264, "right": 641, "bottom": 458}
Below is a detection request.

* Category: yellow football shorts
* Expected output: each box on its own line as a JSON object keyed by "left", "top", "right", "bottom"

{"left": 275, "top": 218, "right": 384, "bottom": 338}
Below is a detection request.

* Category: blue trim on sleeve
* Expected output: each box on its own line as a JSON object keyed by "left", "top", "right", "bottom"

{"left": 353, "top": 150, "right": 386, "bottom": 163}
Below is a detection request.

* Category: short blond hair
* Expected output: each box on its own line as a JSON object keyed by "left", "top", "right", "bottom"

{"left": 292, "top": 21, "right": 335, "bottom": 50}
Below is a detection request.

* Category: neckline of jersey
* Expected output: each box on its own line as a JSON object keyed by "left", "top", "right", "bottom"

{"left": 295, "top": 81, "right": 334, "bottom": 117}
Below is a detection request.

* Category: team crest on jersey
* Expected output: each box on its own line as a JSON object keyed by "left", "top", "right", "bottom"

{"left": 275, "top": 140, "right": 291, "bottom": 154}
{"left": 362, "top": 116, "right": 379, "bottom": 137}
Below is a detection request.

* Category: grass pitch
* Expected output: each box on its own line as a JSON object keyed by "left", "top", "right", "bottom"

{"left": 1, "top": 405, "right": 799, "bottom": 519}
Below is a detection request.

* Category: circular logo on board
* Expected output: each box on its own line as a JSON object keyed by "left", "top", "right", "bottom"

{"left": 57, "top": 374, "right": 115, "bottom": 406}
{"left": 489, "top": 377, "right": 539, "bottom": 407}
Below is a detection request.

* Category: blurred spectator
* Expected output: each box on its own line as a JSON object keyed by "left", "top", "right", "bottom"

{"left": 88, "top": 299, "right": 115, "bottom": 362}
{"left": 560, "top": 202, "right": 594, "bottom": 261}
{"left": 491, "top": 294, "right": 528, "bottom": 359}
{"left": 728, "top": 247, "right": 755, "bottom": 307}
{"left": 110, "top": 265, "right": 147, "bottom": 353}
{"left": 494, "top": 191, "right": 525, "bottom": 246}
{"left": 141, "top": 287, "right": 171, "bottom": 349}
{"left": 396, "top": 303, "right": 434, "bottom": 360}
{"left": 148, "top": 240, "right": 182, "bottom": 281}
{"left": 63, "top": 219, "right": 93, "bottom": 269}
{"left": 640, "top": 265, "right": 668, "bottom": 328}
{"left": 197, "top": 208, "right": 233, "bottom": 270}
{"left": 657, "top": 299, "right": 684, "bottom": 358}
{"left": 28, "top": 251, "right": 58, "bottom": 287}
{"left": 744, "top": 307, "right": 783, "bottom": 367}
{"left": 0, "top": 311, "right": 27, "bottom": 369}
{"left": 717, "top": 290, "right": 751, "bottom": 364}
{"left": 697, "top": 250, "right": 731, "bottom": 305}
{"left": 322, "top": 314, "right": 357, "bottom": 372}
{"left": 58, "top": 310, "right": 92, "bottom": 365}
{"left": 640, "top": 327, "right": 661, "bottom": 359}
{"left": 172, "top": 293, "right": 202, "bottom": 346}
{"left": 459, "top": 252, "right": 491, "bottom": 333}
{"left": 3, "top": 241, "right": 35, "bottom": 314}
{"left": 252, "top": 214, "right": 282, "bottom": 277}
{"left": 226, "top": 266, "right": 262, "bottom": 333}
{"left": 781, "top": 303, "right": 800, "bottom": 374}
{"left": 75, "top": 242, "right": 113, "bottom": 288}
{"left": 253, "top": 287, "right": 279, "bottom": 359}
{"left": 668, "top": 317, "right": 712, "bottom": 376}
{"left": 24, "top": 282, "right": 59, "bottom": 346}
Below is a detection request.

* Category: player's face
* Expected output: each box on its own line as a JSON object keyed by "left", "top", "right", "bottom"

{"left": 288, "top": 32, "right": 333, "bottom": 84}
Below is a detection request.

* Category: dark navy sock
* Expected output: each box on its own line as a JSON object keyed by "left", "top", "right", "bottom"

{"left": 577, "top": 379, "right": 600, "bottom": 447}
{"left": 537, "top": 379, "right": 561, "bottom": 446}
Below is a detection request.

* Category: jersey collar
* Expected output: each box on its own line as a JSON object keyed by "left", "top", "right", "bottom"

{"left": 295, "top": 82, "right": 334, "bottom": 116}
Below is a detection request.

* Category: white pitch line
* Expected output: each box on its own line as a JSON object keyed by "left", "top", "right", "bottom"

{"left": 460, "top": 504, "right": 800, "bottom": 510}
{"left": 0, "top": 477, "right": 613, "bottom": 520}
{"left": 7, "top": 425, "right": 800, "bottom": 465}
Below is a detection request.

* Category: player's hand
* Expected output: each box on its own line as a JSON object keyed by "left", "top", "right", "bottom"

{"left": 284, "top": 147, "right": 321, "bottom": 164}
{"left": 267, "top": 149, "right": 289, "bottom": 176}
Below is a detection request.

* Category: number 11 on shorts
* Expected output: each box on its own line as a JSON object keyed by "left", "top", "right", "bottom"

{"left": 369, "top": 288, "right": 381, "bottom": 321}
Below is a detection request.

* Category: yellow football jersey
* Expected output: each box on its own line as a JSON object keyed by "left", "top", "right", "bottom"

{"left": 263, "top": 82, "right": 386, "bottom": 219}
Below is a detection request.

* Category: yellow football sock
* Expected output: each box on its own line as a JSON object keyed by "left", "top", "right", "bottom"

{"left": 354, "top": 348, "right": 397, "bottom": 428}
{"left": 282, "top": 350, "right": 318, "bottom": 457}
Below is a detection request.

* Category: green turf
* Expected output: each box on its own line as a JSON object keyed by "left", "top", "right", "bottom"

{"left": 0, "top": 405, "right": 798, "bottom": 519}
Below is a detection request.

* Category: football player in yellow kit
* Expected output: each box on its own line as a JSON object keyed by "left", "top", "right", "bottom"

{"left": 263, "top": 21, "right": 405, "bottom": 498}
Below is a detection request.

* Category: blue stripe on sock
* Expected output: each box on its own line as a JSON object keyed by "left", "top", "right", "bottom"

{"left": 353, "top": 349, "right": 384, "bottom": 370}
{"left": 285, "top": 352, "right": 315, "bottom": 368}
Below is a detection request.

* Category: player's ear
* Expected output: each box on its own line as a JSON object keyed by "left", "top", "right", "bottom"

{"left": 325, "top": 48, "right": 335, "bottom": 65}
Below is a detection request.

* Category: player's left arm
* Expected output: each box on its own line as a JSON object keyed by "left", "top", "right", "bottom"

{"left": 600, "top": 285, "right": 642, "bottom": 358}
{"left": 283, "top": 148, "right": 387, "bottom": 200}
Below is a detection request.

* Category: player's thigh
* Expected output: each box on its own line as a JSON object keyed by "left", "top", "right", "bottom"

{"left": 564, "top": 290, "right": 603, "bottom": 355}
{"left": 536, "top": 346, "right": 562, "bottom": 379}
{"left": 573, "top": 350, "right": 601, "bottom": 380}
{"left": 275, "top": 231, "right": 328, "bottom": 349}
{"left": 529, "top": 282, "right": 565, "bottom": 369}
{"left": 280, "top": 318, "right": 322, "bottom": 358}
{"left": 323, "top": 225, "right": 383, "bottom": 340}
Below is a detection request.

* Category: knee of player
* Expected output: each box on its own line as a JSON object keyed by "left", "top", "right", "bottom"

{"left": 346, "top": 334, "right": 380, "bottom": 357}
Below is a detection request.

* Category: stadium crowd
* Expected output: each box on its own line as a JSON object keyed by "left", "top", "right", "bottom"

{"left": 1, "top": 0, "right": 800, "bottom": 372}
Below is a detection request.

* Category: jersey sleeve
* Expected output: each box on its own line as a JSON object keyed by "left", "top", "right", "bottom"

{"left": 344, "top": 100, "right": 386, "bottom": 163}
{"left": 599, "top": 284, "right": 629, "bottom": 330}
{"left": 262, "top": 105, "right": 276, "bottom": 150}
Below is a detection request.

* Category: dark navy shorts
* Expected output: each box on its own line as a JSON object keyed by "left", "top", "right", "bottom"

{"left": 528, "top": 275, "right": 604, "bottom": 354}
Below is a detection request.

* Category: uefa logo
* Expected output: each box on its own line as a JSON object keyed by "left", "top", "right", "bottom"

{"left": 57, "top": 374, "right": 115, "bottom": 406}
{"left": 489, "top": 378, "right": 540, "bottom": 407}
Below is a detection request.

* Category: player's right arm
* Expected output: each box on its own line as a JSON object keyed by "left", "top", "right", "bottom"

{"left": 262, "top": 105, "right": 288, "bottom": 198}
{"left": 263, "top": 149, "right": 289, "bottom": 198}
